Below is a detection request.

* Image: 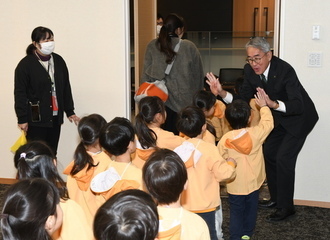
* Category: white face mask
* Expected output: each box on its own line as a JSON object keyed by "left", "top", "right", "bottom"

{"left": 156, "top": 25, "right": 162, "bottom": 36}
{"left": 39, "top": 41, "right": 55, "bottom": 55}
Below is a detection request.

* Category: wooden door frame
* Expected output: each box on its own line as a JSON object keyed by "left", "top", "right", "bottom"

{"left": 273, "top": 0, "right": 281, "bottom": 57}
{"left": 132, "top": 0, "right": 156, "bottom": 116}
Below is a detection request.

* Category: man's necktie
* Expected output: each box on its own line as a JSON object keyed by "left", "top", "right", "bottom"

{"left": 260, "top": 74, "right": 267, "bottom": 83}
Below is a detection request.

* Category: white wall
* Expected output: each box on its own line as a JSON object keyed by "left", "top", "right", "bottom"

{"left": 280, "top": 0, "right": 330, "bottom": 203}
{"left": 0, "top": 0, "right": 131, "bottom": 179}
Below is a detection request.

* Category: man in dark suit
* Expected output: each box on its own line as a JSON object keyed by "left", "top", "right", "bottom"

{"left": 206, "top": 37, "right": 318, "bottom": 222}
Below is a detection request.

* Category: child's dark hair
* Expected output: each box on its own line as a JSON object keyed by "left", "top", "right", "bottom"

{"left": 14, "top": 141, "right": 69, "bottom": 200}
{"left": 135, "top": 96, "right": 165, "bottom": 149}
{"left": 225, "top": 99, "right": 251, "bottom": 129}
{"left": 143, "top": 148, "right": 187, "bottom": 205}
{"left": 193, "top": 90, "right": 217, "bottom": 138}
{"left": 176, "top": 106, "right": 206, "bottom": 138}
{"left": 1, "top": 178, "right": 60, "bottom": 240}
{"left": 193, "top": 90, "right": 216, "bottom": 112}
{"left": 100, "top": 117, "right": 135, "bottom": 156}
{"left": 94, "top": 189, "right": 159, "bottom": 240}
{"left": 71, "top": 114, "right": 107, "bottom": 175}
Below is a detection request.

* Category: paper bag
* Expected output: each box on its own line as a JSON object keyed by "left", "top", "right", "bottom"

{"left": 10, "top": 131, "right": 27, "bottom": 153}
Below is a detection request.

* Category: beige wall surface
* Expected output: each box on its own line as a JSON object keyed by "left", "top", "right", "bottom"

{"left": 280, "top": 0, "right": 330, "bottom": 203}
{"left": 0, "top": 0, "right": 131, "bottom": 179}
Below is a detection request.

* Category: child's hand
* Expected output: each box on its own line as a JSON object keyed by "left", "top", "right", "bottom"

{"left": 254, "top": 88, "right": 267, "bottom": 107}
{"left": 256, "top": 87, "right": 278, "bottom": 108}
{"left": 226, "top": 157, "right": 237, "bottom": 167}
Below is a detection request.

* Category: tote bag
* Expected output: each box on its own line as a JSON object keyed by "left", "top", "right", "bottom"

{"left": 134, "top": 39, "right": 182, "bottom": 102}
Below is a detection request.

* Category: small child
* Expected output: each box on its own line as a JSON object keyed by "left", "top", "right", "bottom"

{"left": 203, "top": 77, "right": 232, "bottom": 142}
{"left": 193, "top": 90, "right": 228, "bottom": 144}
{"left": 143, "top": 148, "right": 210, "bottom": 240}
{"left": 1, "top": 178, "right": 62, "bottom": 240}
{"left": 63, "top": 113, "right": 111, "bottom": 225}
{"left": 175, "top": 106, "right": 237, "bottom": 240}
{"left": 93, "top": 189, "right": 159, "bottom": 240}
{"left": 193, "top": 90, "right": 230, "bottom": 239}
{"left": 90, "top": 117, "right": 143, "bottom": 199}
{"left": 217, "top": 96, "right": 274, "bottom": 240}
{"left": 134, "top": 96, "right": 184, "bottom": 168}
{"left": 14, "top": 141, "right": 93, "bottom": 240}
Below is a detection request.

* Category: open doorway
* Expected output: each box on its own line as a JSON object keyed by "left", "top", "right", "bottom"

{"left": 130, "top": 0, "right": 281, "bottom": 116}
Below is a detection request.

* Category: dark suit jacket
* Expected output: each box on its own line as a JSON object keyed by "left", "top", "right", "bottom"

{"left": 238, "top": 56, "right": 318, "bottom": 138}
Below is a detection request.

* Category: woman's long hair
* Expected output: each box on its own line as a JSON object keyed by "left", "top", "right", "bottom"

{"left": 157, "top": 13, "right": 184, "bottom": 64}
{"left": 135, "top": 96, "right": 165, "bottom": 149}
{"left": 1, "top": 178, "right": 60, "bottom": 240}
{"left": 71, "top": 114, "right": 107, "bottom": 175}
{"left": 14, "top": 141, "right": 69, "bottom": 200}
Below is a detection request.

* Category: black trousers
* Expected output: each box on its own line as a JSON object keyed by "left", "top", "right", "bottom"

{"left": 263, "top": 125, "right": 307, "bottom": 209}
{"left": 26, "top": 116, "right": 61, "bottom": 156}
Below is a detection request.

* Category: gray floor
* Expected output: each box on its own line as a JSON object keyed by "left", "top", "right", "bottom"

{"left": 220, "top": 183, "right": 330, "bottom": 240}
{"left": 1, "top": 183, "right": 330, "bottom": 240}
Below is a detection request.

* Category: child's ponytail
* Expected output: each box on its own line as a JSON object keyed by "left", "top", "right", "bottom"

{"left": 135, "top": 112, "right": 157, "bottom": 149}
{"left": 71, "top": 141, "right": 97, "bottom": 175}
{"left": 135, "top": 96, "right": 165, "bottom": 149}
{"left": 71, "top": 114, "right": 107, "bottom": 175}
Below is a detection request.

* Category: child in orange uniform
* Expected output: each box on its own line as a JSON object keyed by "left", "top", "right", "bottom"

{"left": 175, "top": 106, "right": 236, "bottom": 240}
{"left": 14, "top": 141, "right": 93, "bottom": 240}
{"left": 143, "top": 148, "right": 210, "bottom": 240}
{"left": 217, "top": 96, "right": 273, "bottom": 240}
{"left": 63, "top": 114, "right": 111, "bottom": 226}
{"left": 1, "top": 179, "right": 62, "bottom": 240}
{"left": 90, "top": 117, "right": 143, "bottom": 199}
{"left": 94, "top": 189, "right": 159, "bottom": 240}
{"left": 134, "top": 96, "right": 184, "bottom": 168}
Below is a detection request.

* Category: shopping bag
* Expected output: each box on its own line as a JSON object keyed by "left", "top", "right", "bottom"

{"left": 10, "top": 130, "right": 27, "bottom": 153}
{"left": 134, "top": 80, "right": 168, "bottom": 102}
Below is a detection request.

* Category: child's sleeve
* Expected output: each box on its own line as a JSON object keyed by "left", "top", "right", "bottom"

{"left": 254, "top": 106, "right": 274, "bottom": 142}
{"left": 208, "top": 146, "right": 236, "bottom": 182}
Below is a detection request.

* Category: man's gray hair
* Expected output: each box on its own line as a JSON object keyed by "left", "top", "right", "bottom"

{"left": 245, "top": 37, "right": 270, "bottom": 53}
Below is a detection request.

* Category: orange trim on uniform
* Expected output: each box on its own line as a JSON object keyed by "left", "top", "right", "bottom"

{"left": 63, "top": 161, "right": 95, "bottom": 191}
{"left": 136, "top": 148, "right": 155, "bottom": 161}
{"left": 225, "top": 131, "right": 253, "bottom": 155}
{"left": 191, "top": 207, "right": 216, "bottom": 213}
{"left": 184, "top": 155, "right": 194, "bottom": 169}
{"left": 158, "top": 224, "right": 181, "bottom": 240}
{"left": 213, "top": 101, "right": 225, "bottom": 119}
{"left": 100, "top": 180, "right": 140, "bottom": 200}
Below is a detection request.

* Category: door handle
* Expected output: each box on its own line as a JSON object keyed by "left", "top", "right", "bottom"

{"left": 264, "top": 7, "right": 269, "bottom": 32}
{"left": 253, "top": 7, "right": 259, "bottom": 37}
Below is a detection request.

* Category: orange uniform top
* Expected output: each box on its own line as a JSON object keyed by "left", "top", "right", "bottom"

{"left": 157, "top": 206, "right": 210, "bottom": 240}
{"left": 208, "top": 100, "right": 231, "bottom": 142}
{"left": 133, "top": 127, "right": 184, "bottom": 168}
{"left": 63, "top": 151, "right": 111, "bottom": 226}
{"left": 177, "top": 138, "right": 236, "bottom": 212}
{"left": 218, "top": 106, "right": 273, "bottom": 195}
{"left": 52, "top": 199, "right": 94, "bottom": 240}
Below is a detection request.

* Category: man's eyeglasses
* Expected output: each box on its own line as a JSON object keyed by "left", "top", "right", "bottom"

{"left": 246, "top": 52, "right": 268, "bottom": 64}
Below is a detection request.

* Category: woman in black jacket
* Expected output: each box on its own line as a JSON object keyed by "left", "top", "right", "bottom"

{"left": 14, "top": 26, "right": 80, "bottom": 155}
